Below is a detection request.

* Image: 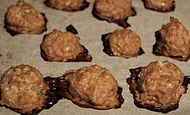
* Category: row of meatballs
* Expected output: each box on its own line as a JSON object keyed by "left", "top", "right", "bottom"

{"left": 36, "top": 16, "right": 190, "bottom": 62}
{"left": 38, "top": 16, "right": 190, "bottom": 62}
{"left": 4, "top": 0, "right": 190, "bottom": 62}
{"left": 5, "top": 0, "right": 176, "bottom": 35}
{"left": 0, "top": 60, "right": 189, "bottom": 114}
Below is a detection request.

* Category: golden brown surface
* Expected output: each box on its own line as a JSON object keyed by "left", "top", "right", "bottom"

{"left": 153, "top": 17, "right": 190, "bottom": 61}
{"left": 41, "top": 29, "right": 87, "bottom": 62}
{"left": 45, "top": 0, "right": 89, "bottom": 11}
{"left": 64, "top": 65, "right": 123, "bottom": 109}
{"left": 5, "top": 0, "right": 46, "bottom": 35}
{"left": 127, "top": 61, "right": 187, "bottom": 113}
{"left": 0, "top": 64, "right": 48, "bottom": 114}
{"left": 143, "top": 0, "right": 175, "bottom": 12}
{"left": 109, "top": 29, "right": 142, "bottom": 58}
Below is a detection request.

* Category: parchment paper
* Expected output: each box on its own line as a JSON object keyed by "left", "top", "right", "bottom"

{"left": 0, "top": 0, "right": 190, "bottom": 115}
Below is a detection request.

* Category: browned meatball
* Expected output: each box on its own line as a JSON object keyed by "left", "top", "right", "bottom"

{"left": 57, "top": 65, "right": 124, "bottom": 109}
{"left": 5, "top": 0, "right": 47, "bottom": 36}
{"left": 41, "top": 29, "right": 92, "bottom": 62}
{"left": 92, "top": 0, "right": 136, "bottom": 27}
{"left": 153, "top": 17, "right": 190, "bottom": 61}
{"left": 45, "top": 0, "right": 89, "bottom": 11}
{"left": 102, "top": 28, "right": 144, "bottom": 58}
{"left": 0, "top": 64, "right": 48, "bottom": 114}
{"left": 142, "top": 0, "right": 175, "bottom": 12}
{"left": 127, "top": 61, "right": 187, "bottom": 113}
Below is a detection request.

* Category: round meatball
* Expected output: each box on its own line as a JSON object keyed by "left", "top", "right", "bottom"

{"left": 109, "top": 29, "right": 142, "bottom": 58}
{"left": 0, "top": 64, "right": 48, "bottom": 114}
{"left": 45, "top": 0, "right": 89, "bottom": 11}
{"left": 143, "top": 0, "right": 175, "bottom": 12}
{"left": 66, "top": 65, "right": 123, "bottom": 109}
{"left": 41, "top": 29, "right": 84, "bottom": 62}
{"left": 153, "top": 17, "right": 190, "bottom": 61}
{"left": 5, "top": 0, "right": 47, "bottom": 35}
{"left": 127, "top": 61, "right": 187, "bottom": 113}
{"left": 92, "top": 0, "right": 136, "bottom": 27}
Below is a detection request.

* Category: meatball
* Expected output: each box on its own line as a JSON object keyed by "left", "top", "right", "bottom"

{"left": 142, "top": 0, "right": 175, "bottom": 12}
{"left": 0, "top": 64, "right": 48, "bottom": 114}
{"left": 41, "top": 29, "right": 92, "bottom": 62}
{"left": 57, "top": 65, "right": 124, "bottom": 109}
{"left": 4, "top": 0, "right": 47, "bottom": 36}
{"left": 92, "top": 0, "right": 136, "bottom": 27}
{"left": 127, "top": 61, "right": 187, "bottom": 113}
{"left": 45, "top": 0, "right": 89, "bottom": 11}
{"left": 153, "top": 17, "right": 190, "bottom": 61}
{"left": 102, "top": 28, "right": 144, "bottom": 58}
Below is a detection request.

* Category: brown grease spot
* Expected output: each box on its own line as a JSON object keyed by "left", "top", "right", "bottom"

{"left": 6, "top": 52, "right": 13, "bottom": 60}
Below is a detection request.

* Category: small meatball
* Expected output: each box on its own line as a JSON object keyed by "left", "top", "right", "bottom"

{"left": 41, "top": 29, "right": 92, "bottom": 62}
{"left": 0, "top": 64, "right": 48, "bottom": 114}
{"left": 5, "top": 0, "right": 47, "bottom": 36}
{"left": 92, "top": 0, "right": 136, "bottom": 27}
{"left": 110, "top": 29, "right": 142, "bottom": 57}
{"left": 59, "top": 65, "right": 124, "bottom": 109}
{"left": 153, "top": 17, "right": 190, "bottom": 61}
{"left": 127, "top": 61, "right": 187, "bottom": 113}
{"left": 102, "top": 28, "right": 144, "bottom": 58}
{"left": 142, "top": 0, "right": 175, "bottom": 12}
{"left": 45, "top": 0, "right": 89, "bottom": 11}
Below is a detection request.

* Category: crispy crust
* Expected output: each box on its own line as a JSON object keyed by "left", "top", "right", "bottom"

{"left": 44, "top": 0, "right": 89, "bottom": 12}
{"left": 153, "top": 31, "right": 190, "bottom": 61}
{"left": 126, "top": 67, "right": 188, "bottom": 113}
{"left": 101, "top": 33, "right": 144, "bottom": 57}
{"left": 184, "top": 76, "right": 190, "bottom": 87}
{"left": 4, "top": 13, "right": 47, "bottom": 36}
{"left": 51, "top": 72, "right": 124, "bottom": 110}
{"left": 92, "top": 4, "right": 136, "bottom": 28}
{"left": 142, "top": 0, "right": 175, "bottom": 12}
{"left": 66, "top": 24, "right": 78, "bottom": 34}
{"left": 0, "top": 77, "right": 63, "bottom": 115}
{"left": 0, "top": 89, "right": 1, "bottom": 102}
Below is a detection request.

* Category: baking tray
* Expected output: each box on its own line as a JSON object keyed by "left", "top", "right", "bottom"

{"left": 0, "top": 0, "right": 190, "bottom": 115}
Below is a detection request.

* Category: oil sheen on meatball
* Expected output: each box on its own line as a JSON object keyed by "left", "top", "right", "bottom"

{"left": 109, "top": 29, "right": 142, "bottom": 58}
{"left": 153, "top": 17, "right": 190, "bottom": 61}
{"left": 5, "top": 0, "right": 46, "bottom": 35}
{"left": 0, "top": 64, "right": 48, "bottom": 114}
